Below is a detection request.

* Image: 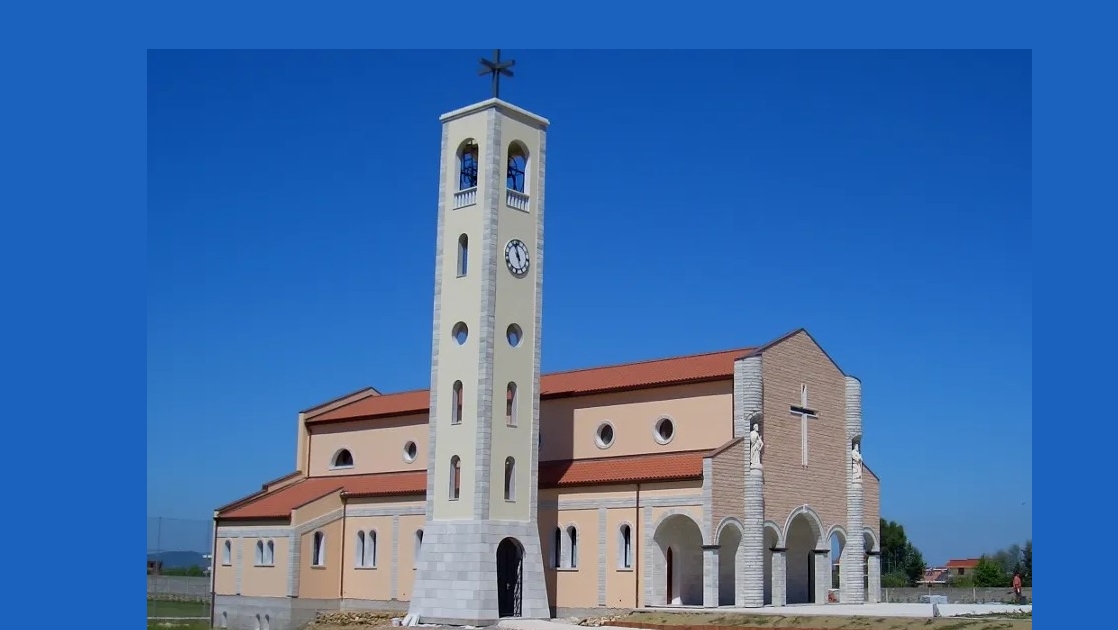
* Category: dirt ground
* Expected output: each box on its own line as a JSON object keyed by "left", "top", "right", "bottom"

{"left": 615, "top": 611, "right": 1032, "bottom": 630}
{"left": 298, "top": 610, "right": 1032, "bottom": 630}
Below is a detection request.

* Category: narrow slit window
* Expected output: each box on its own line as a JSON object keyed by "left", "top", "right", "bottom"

{"left": 506, "top": 382, "right": 517, "bottom": 426}
{"left": 450, "top": 455, "right": 461, "bottom": 500}
{"left": 452, "top": 381, "right": 463, "bottom": 424}
{"left": 457, "top": 234, "right": 468, "bottom": 277}
{"left": 503, "top": 456, "right": 515, "bottom": 501}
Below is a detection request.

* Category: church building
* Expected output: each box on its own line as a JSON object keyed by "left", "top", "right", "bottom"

{"left": 210, "top": 77, "right": 882, "bottom": 630}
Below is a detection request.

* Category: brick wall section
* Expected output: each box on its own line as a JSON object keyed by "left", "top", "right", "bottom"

{"left": 761, "top": 331, "right": 847, "bottom": 538}
{"left": 864, "top": 467, "right": 881, "bottom": 547}
{"left": 708, "top": 437, "right": 745, "bottom": 539}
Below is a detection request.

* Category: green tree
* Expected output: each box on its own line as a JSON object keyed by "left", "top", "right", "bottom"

{"left": 974, "top": 555, "right": 1010, "bottom": 587}
{"left": 1022, "top": 539, "right": 1031, "bottom": 586}
{"left": 881, "top": 572, "right": 908, "bottom": 588}
{"left": 902, "top": 542, "right": 927, "bottom": 586}
{"left": 879, "top": 518, "right": 927, "bottom": 586}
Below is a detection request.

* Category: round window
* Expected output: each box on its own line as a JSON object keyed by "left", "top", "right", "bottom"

{"left": 596, "top": 422, "right": 615, "bottom": 449}
{"left": 452, "top": 322, "right": 469, "bottom": 345}
{"left": 403, "top": 441, "right": 418, "bottom": 463}
{"left": 654, "top": 417, "right": 675, "bottom": 444}
{"left": 507, "top": 323, "right": 523, "bottom": 347}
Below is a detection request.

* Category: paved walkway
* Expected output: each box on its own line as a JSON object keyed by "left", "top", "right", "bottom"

{"left": 496, "top": 601, "right": 1033, "bottom": 630}
{"left": 645, "top": 602, "right": 1033, "bottom": 618}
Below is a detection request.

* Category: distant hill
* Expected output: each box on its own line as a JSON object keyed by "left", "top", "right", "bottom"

{"left": 148, "top": 550, "right": 207, "bottom": 569}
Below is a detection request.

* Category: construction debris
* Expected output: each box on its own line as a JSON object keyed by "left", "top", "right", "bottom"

{"left": 578, "top": 614, "right": 630, "bottom": 627}
{"left": 307, "top": 611, "right": 397, "bottom": 627}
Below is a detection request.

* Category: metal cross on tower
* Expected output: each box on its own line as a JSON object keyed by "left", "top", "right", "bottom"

{"left": 478, "top": 49, "right": 515, "bottom": 99}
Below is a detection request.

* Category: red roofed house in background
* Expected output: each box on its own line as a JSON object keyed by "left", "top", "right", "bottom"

{"left": 945, "top": 558, "right": 982, "bottom": 580}
{"left": 210, "top": 74, "right": 882, "bottom": 630}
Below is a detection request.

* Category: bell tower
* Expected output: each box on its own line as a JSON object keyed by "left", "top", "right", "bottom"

{"left": 408, "top": 51, "right": 551, "bottom": 625}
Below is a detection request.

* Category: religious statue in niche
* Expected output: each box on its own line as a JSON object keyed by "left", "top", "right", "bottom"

{"left": 749, "top": 423, "right": 764, "bottom": 469}
{"left": 851, "top": 442, "right": 863, "bottom": 483}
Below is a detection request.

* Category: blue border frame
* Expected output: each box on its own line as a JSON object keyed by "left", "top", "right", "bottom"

{"left": 5, "top": 0, "right": 1085, "bottom": 623}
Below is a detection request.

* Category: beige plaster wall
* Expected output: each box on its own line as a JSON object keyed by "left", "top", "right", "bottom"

{"left": 540, "top": 381, "right": 733, "bottom": 463}
{"left": 240, "top": 536, "right": 289, "bottom": 597}
{"left": 308, "top": 414, "right": 428, "bottom": 476}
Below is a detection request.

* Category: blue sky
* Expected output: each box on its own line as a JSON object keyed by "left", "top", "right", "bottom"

{"left": 147, "top": 50, "right": 1030, "bottom": 565}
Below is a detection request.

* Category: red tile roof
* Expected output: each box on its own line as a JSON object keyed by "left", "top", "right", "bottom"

{"left": 218, "top": 451, "right": 706, "bottom": 520}
{"left": 220, "top": 471, "right": 426, "bottom": 519}
{"left": 307, "top": 347, "right": 754, "bottom": 425}
{"left": 539, "top": 450, "right": 706, "bottom": 488}
{"left": 946, "top": 558, "right": 981, "bottom": 569}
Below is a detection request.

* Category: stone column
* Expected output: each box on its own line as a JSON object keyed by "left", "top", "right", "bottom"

{"left": 813, "top": 549, "right": 830, "bottom": 604}
{"left": 866, "top": 552, "right": 881, "bottom": 603}
{"left": 771, "top": 548, "right": 786, "bottom": 607}
{"left": 702, "top": 545, "right": 720, "bottom": 608}
{"left": 740, "top": 466, "right": 764, "bottom": 607}
{"left": 737, "top": 355, "right": 765, "bottom": 608}
{"left": 841, "top": 375, "right": 866, "bottom": 604}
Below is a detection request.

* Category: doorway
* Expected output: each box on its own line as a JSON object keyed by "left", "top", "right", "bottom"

{"left": 496, "top": 537, "right": 523, "bottom": 617}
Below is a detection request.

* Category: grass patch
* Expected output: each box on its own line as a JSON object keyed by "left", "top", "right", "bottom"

{"left": 147, "top": 599, "right": 210, "bottom": 618}
{"left": 147, "top": 620, "right": 210, "bottom": 630}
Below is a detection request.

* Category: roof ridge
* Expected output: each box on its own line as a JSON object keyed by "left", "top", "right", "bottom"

{"left": 541, "top": 346, "right": 754, "bottom": 378}
{"left": 317, "top": 347, "right": 753, "bottom": 407}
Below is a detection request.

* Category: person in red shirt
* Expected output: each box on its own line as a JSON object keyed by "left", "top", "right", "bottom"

{"left": 1012, "top": 573, "right": 1023, "bottom": 602}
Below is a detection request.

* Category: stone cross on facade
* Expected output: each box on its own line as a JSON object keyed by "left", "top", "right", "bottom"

{"left": 789, "top": 384, "right": 818, "bottom": 467}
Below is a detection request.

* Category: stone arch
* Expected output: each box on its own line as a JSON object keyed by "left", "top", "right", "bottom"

{"left": 715, "top": 517, "right": 744, "bottom": 606}
{"left": 827, "top": 524, "right": 848, "bottom": 592}
{"left": 862, "top": 527, "right": 880, "bottom": 553}
{"left": 650, "top": 511, "right": 704, "bottom": 606}
{"left": 782, "top": 505, "right": 826, "bottom": 605}
{"left": 763, "top": 521, "right": 781, "bottom": 605}
{"left": 780, "top": 505, "right": 826, "bottom": 548}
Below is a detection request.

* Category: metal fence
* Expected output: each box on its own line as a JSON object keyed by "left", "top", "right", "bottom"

{"left": 147, "top": 516, "right": 213, "bottom": 621}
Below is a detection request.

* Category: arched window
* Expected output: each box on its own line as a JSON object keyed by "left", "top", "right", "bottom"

{"left": 552, "top": 527, "right": 562, "bottom": 568}
{"left": 457, "top": 234, "right": 468, "bottom": 277}
{"left": 459, "top": 141, "right": 479, "bottom": 190}
{"left": 449, "top": 455, "right": 461, "bottom": 500}
{"left": 312, "top": 531, "right": 326, "bottom": 567}
{"left": 505, "top": 382, "right": 517, "bottom": 426}
{"left": 503, "top": 456, "right": 516, "bottom": 501}
{"left": 332, "top": 449, "right": 354, "bottom": 469}
{"left": 265, "top": 540, "right": 275, "bottom": 565}
{"left": 415, "top": 529, "right": 424, "bottom": 565}
{"left": 255, "top": 540, "right": 264, "bottom": 565}
{"left": 566, "top": 526, "right": 579, "bottom": 569}
{"left": 222, "top": 540, "right": 232, "bottom": 566}
{"left": 365, "top": 530, "right": 377, "bottom": 568}
{"left": 452, "top": 381, "right": 463, "bottom": 424}
{"left": 507, "top": 143, "right": 527, "bottom": 193}
{"left": 355, "top": 531, "right": 366, "bottom": 567}
{"left": 619, "top": 524, "right": 632, "bottom": 568}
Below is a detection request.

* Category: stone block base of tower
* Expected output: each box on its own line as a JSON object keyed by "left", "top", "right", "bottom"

{"left": 407, "top": 520, "right": 550, "bottom": 625}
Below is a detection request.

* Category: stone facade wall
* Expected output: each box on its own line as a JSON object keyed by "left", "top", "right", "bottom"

{"left": 709, "top": 438, "right": 745, "bottom": 537}
{"left": 760, "top": 331, "right": 849, "bottom": 539}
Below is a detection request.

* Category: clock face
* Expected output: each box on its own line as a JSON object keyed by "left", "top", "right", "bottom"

{"left": 504, "top": 239, "right": 530, "bottom": 276}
